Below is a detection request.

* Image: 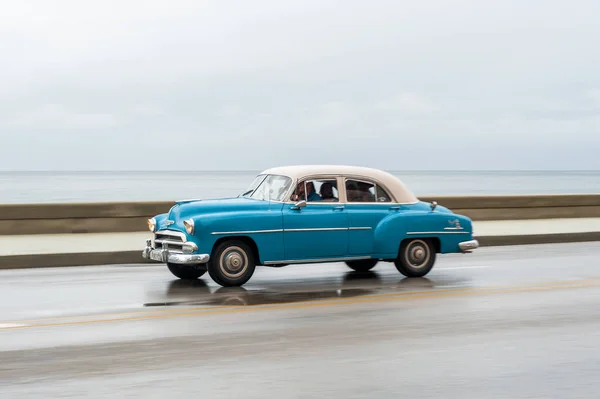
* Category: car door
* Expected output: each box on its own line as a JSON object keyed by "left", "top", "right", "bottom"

{"left": 344, "top": 177, "right": 397, "bottom": 255}
{"left": 282, "top": 177, "right": 349, "bottom": 261}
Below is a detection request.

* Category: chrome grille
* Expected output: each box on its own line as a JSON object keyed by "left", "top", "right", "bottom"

{"left": 154, "top": 230, "right": 186, "bottom": 253}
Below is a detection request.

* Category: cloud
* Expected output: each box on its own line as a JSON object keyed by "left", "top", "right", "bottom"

{"left": 375, "top": 93, "right": 439, "bottom": 115}
{"left": 8, "top": 104, "right": 118, "bottom": 130}
{"left": 0, "top": 0, "right": 599, "bottom": 170}
{"left": 587, "top": 88, "right": 600, "bottom": 108}
{"left": 312, "top": 101, "right": 357, "bottom": 128}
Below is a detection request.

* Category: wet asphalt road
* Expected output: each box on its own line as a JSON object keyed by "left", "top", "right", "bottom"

{"left": 1, "top": 242, "right": 600, "bottom": 398}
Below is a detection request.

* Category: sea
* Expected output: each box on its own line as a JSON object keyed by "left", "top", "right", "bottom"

{"left": 1, "top": 170, "right": 600, "bottom": 204}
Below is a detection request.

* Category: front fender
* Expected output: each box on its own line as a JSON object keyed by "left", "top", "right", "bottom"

{"left": 187, "top": 205, "right": 286, "bottom": 262}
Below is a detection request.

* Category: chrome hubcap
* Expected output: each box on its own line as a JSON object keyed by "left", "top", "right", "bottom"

{"left": 224, "top": 252, "right": 243, "bottom": 272}
{"left": 219, "top": 246, "right": 248, "bottom": 278}
{"left": 412, "top": 247, "right": 425, "bottom": 261}
{"left": 405, "top": 240, "right": 430, "bottom": 269}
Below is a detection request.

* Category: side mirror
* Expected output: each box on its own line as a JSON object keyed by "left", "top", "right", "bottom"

{"left": 431, "top": 201, "right": 437, "bottom": 211}
{"left": 291, "top": 200, "right": 307, "bottom": 210}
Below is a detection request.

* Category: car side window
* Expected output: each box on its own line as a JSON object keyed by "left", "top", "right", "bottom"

{"left": 290, "top": 179, "right": 339, "bottom": 202}
{"left": 346, "top": 179, "right": 392, "bottom": 202}
{"left": 375, "top": 185, "right": 392, "bottom": 202}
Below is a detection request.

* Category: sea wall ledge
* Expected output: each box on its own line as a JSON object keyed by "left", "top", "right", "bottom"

{"left": 0, "top": 194, "right": 599, "bottom": 236}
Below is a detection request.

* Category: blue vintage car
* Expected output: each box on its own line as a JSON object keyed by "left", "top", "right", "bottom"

{"left": 142, "top": 165, "right": 479, "bottom": 287}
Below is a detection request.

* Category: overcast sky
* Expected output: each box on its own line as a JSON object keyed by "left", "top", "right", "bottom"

{"left": 1, "top": 0, "right": 599, "bottom": 171}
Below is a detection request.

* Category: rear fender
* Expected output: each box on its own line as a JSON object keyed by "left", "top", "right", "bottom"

{"left": 373, "top": 211, "right": 473, "bottom": 255}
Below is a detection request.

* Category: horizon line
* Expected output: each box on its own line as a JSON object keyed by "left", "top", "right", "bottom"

{"left": 1, "top": 169, "right": 600, "bottom": 173}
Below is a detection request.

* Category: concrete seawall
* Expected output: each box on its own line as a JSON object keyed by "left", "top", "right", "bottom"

{"left": 1, "top": 194, "right": 600, "bottom": 269}
{"left": 433, "top": 194, "right": 600, "bottom": 221}
{"left": 0, "top": 201, "right": 169, "bottom": 236}
{"left": 1, "top": 194, "right": 600, "bottom": 236}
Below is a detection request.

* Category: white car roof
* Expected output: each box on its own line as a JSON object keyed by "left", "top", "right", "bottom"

{"left": 260, "top": 164, "right": 419, "bottom": 204}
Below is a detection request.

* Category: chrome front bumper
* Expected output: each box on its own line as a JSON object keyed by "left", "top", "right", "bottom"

{"left": 458, "top": 239, "right": 479, "bottom": 253}
{"left": 142, "top": 239, "right": 210, "bottom": 264}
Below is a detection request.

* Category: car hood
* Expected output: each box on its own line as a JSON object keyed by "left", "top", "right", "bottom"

{"left": 163, "top": 197, "right": 274, "bottom": 224}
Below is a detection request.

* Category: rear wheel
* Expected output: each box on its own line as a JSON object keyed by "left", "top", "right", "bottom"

{"left": 207, "top": 240, "right": 256, "bottom": 287}
{"left": 167, "top": 263, "right": 207, "bottom": 280}
{"left": 394, "top": 238, "right": 436, "bottom": 277}
{"left": 344, "top": 259, "right": 378, "bottom": 272}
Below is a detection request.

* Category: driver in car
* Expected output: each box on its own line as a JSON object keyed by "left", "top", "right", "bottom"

{"left": 291, "top": 181, "right": 321, "bottom": 202}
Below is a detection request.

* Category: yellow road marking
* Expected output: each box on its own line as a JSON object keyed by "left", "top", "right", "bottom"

{"left": 2, "top": 279, "right": 600, "bottom": 331}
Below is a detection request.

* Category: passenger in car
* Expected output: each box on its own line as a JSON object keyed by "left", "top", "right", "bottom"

{"left": 345, "top": 182, "right": 360, "bottom": 202}
{"left": 305, "top": 181, "right": 321, "bottom": 201}
{"left": 346, "top": 181, "right": 374, "bottom": 202}
{"left": 319, "top": 182, "right": 337, "bottom": 202}
{"left": 357, "top": 182, "right": 375, "bottom": 202}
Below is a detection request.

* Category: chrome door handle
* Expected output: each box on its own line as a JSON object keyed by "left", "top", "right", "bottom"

{"left": 333, "top": 206, "right": 344, "bottom": 210}
{"left": 389, "top": 206, "right": 400, "bottom": 210}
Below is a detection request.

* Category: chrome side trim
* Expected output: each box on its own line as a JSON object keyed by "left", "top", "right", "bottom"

{"left": 282, "top": 201, "right": 419, "bottom": 206}
{"left": 289, "top": 201, "right": 343, "bottom": 205}
{"left": 285, "top": 227, "right": 348, "bottom": 232}
{"left": 211, "top": 229, "right": 284, "bottom": 235}
{"left": 211, "top": 227, "right": 372, "bottom": 235}
{"left": 406, "top": 231, "right": 470, "bottom": 235}
{"left": 212, "top": 226, "right": 466, "bottom": 236}
{"left": 263, "top": 256, "right": 372, "bottom": 265}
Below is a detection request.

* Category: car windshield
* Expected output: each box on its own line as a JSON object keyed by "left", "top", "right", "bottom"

{"left": 242, "top": 174, "right": 292, "bottom": 202}
{"left": 240, "top": 174, "right": 267, "bottom": 197}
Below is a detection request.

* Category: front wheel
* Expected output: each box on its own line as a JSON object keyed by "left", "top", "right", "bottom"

{"left": 345, "top": 259, "right": 378, "bottom": 272}
{"left": 394, "top": 238, "right": 436, "bottom": 277}
{"left": 167, "top": 263, "right": 207, "bottom": 280}
{"left": 207, "top": 240, "right": 256, "bottom": 287}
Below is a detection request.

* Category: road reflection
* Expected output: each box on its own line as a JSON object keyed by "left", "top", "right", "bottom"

{"left": 144, "top": 269, "right": 461, "bottom": 308}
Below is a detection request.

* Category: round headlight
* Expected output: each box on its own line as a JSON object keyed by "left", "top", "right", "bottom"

{"left": 183, "top": 219, "right": 195, "bottom": 234}
{"left": 147, "top": 218, "right": 156, "bottom": 232}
